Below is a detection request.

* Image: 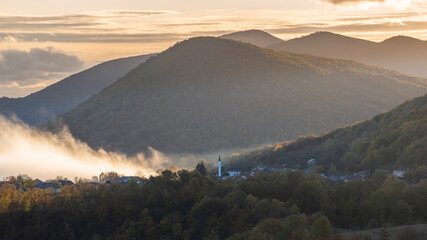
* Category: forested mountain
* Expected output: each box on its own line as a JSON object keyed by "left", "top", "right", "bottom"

{"left": 47, "top": 37, "right": 427, "bottom": 155}
{"left": 0, "top": 54, "right": 155, "bottom": 126}
{"left": 269, "top": 31, "right": 427, "bottom": 78}
{"left": 228, "top": 94, "right": 427, "bottom": 172}
{"left": 221, "top": 29, "right": 284, "bottom": 47}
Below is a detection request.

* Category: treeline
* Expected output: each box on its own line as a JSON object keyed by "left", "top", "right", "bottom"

{"left": 0, "top": 168, "right": 426, "bottom": 239}
{"left": 228, "top": 93, "right": 427, "bottom": 172}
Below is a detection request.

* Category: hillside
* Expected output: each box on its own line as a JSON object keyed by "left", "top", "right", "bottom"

{"left": 228, "top": 94, "right": 427, "bottom": 172}
{"left": 269, "top": 31, "right": 427, "bottom": 78}
{"left": 0, "top": 54, "right": 155, "bottom": 126}
{"left": 47, "top": 37, "right": 427, "bottom": 155}
{"left": 221, "top": 29, "right": 284, "bottom": 47}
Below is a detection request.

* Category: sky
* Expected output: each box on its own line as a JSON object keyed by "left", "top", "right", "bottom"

{"left": 0, "top": 0, "right": 426, "bottom": 97}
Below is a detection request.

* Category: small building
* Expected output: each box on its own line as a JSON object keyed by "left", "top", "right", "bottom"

{"left": 356, "top": 170, "right": 370, "bottom": 179}
{"left": 34, "top": 182, "right": 62, "bottom": 193}
{"left": 307, "top": 159, "right": 317, "bottom": 166}
{"left": 392, "top": 168, "right": 406, "bottom": 178}
{"left": 106, "top": 176, "right": 143, "bottom": 185}
{"left": 345, "top": 173, "right": 365, "bottom": 182}
{"left": 327, "top": 173, "right": 348, "bottom": 182}
{"left": 34, "top": 179, "right": 43, "bottom": 185}
{"left": 59, "top": 180, "right": 74, "bottom": 187}
{"left": 118, "top": 176, "right": 143, "bottom": 184}
{"left": 227, "top": 169, "right": 242, "bottom": 177}
{"left": 220, "top": 172, "right": 231, "bottom": 179}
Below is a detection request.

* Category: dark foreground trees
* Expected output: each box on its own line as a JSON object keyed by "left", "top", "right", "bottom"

{"left": 0, "top": 170, "right": 426, "bottom": 239}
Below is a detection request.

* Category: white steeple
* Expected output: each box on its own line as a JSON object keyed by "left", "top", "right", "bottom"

{"left": 218, "top": 156, "right": 221, "bottom": 177}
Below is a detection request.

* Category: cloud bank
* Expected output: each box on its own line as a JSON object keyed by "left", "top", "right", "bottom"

{"left": 322, "top": 0, "right": 385, "bottom": 4}
{"left": 0, "top": 115, "right": 171, "bottom": 180}
{"left": 0, "top": 47, "right": 83, "bottom": 85}
{"left": 1, "top": 9, "right": 425, "bottom": 45}
{"left": 0, "top": 8, "right": 426, "bottom": 96}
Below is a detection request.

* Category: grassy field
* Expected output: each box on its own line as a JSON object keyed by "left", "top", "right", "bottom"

{"left": 336, "top": 224, "right": 427, "bottom": 239}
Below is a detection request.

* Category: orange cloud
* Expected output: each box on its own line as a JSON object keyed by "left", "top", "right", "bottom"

{"left": 322, "top": 0, "right": 385, "bottom": 4}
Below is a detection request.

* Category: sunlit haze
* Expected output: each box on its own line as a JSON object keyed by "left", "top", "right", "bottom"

{"left": 0, "top": 116, "right": 170, "bottom": 180}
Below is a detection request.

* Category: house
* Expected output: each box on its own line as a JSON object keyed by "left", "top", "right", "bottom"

{"left": 392, "top": 168, "right": 406, "bottom": 178}
{"left": 227, "top": 169, "right": 242, "bottom": 177}
{"left": 356, "top": 170, "right": 370, "bottom": 179}
{"left": 252, "top": 165, "right": 266, "bottom": 172}
{"left": 345, "top": 173, "right": 365, "bottom": 182}
{"left": 34, "top": 182, "right": 62, "bottom": 193}
{"left": 119, "top": 176, "right": 143, "bottom": 184}
{"left": 220, "top": 172, "right": 231, "bottom": 179}
{"left": 307, "top": 159, "right": 317, "bottom": 166}
{"left": 327, "top": 173, "right": 348, "bottom": 182}
{"left": 105, "top": 179, "right": 119, "bottom": 184}
{"left": 59, "top": 180, "right": 74, "bottom": 186}
{"left": 34, "top": 179, "right": 43, "bottom": 185}
{"left": 106, "top": 176, "right": 143, "bottom": 185}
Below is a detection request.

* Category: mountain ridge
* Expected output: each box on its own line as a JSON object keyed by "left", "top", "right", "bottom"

{"left": 0, "top": 53, "right": 156, "bottom": 126}
{"left": 227, "top": 93, "right": 427, "bottom": 172}
{"left": 269, "top": 31, "right": 427, "bottom": 77}
{"left": 46, "top": 37, "right": 427, "bottom": 155}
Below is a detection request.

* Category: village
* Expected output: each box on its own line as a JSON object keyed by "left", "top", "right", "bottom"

{"left": 0, "top": 175, "right": 145, "bottom": 194}
{"left": 0, "top": 157, "right": 408, "bottom": 194}
{"left": 217, "top": 157, "right": 407, "bottom": 182}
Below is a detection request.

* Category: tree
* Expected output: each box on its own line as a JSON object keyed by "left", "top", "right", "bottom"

{"left": 281, "top": 215, "right": 308, "bottom": 240}
{"left": 99, "top": 171, "right": 121, "bottom": 182}
{"left": 328, "top": 164, "right": 337, "bottom": 174}
{"left": 292, "top": 180, "right": 330, "bottom": 214}
{"left": 196, "top": 162, "right": 207, "bottom": 175}
{"left": 310, "top": 216, "right": 333, "bottom": 239}
{"left": 393, "top": 200, "right": 412, "bottom": 225}
{"left": 249, "top": 218, "right": 285, "bottom": 239}
{"left": 371, "top": 170, "right": 389, "bottom": 186}
{"left": 415, "top": 166, "right": 427, "bottom": 180}
{"left": 317, "top": 165, "right": 326, "bottom": 174}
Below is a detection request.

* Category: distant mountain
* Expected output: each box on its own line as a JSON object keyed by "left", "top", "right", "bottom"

{"left": 221, "top": 29, "right": 284, "bottom": 47}
{"left": 0, "top": 54, "right": 155, "bottom": 126}
{"left": 46, "top": 37, "right": 427, "bottom": 155}
{"left": 228, "top": 94, "right": 427, "bottom": 172}
{"left": 382, "top": 35, "right": 426, "bottom": 46}
{"left": 269, "top": 31, "right": 427, "bottom": 78}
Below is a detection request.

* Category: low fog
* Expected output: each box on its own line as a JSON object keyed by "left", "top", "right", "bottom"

{"left": 0, "top": 115, "right": 172, "bottom": 180}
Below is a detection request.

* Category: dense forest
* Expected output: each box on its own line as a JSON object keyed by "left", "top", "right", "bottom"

{"left": 228, "top": 93, "right": 426, "bottom": 173}
{"left": 46, "top": 37, "right": 426, "bottom": 155}
{"left": 0, "top": 167, "right": 426, "bottom": 240}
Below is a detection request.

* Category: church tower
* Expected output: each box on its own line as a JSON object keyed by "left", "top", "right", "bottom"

{"left": 218, "top": 156, "right": 222, "bottom": 177}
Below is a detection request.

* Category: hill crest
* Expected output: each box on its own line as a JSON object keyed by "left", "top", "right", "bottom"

{"left": 221, "top": 29, "right": 284, "bottom": 47}
{"left": 0, "top": 54, "right": 155, "bottom": 126}
{"left": 47, "top": 37, "right": 427, "bottom": 155}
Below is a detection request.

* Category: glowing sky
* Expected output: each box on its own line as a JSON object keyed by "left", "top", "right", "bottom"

{"left": 1, "top": 0, "right": 426, "bottom": 97}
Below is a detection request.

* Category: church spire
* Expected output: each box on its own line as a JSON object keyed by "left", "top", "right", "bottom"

{"left": 218, "top": 155, "right": 222, "bottom": 178}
